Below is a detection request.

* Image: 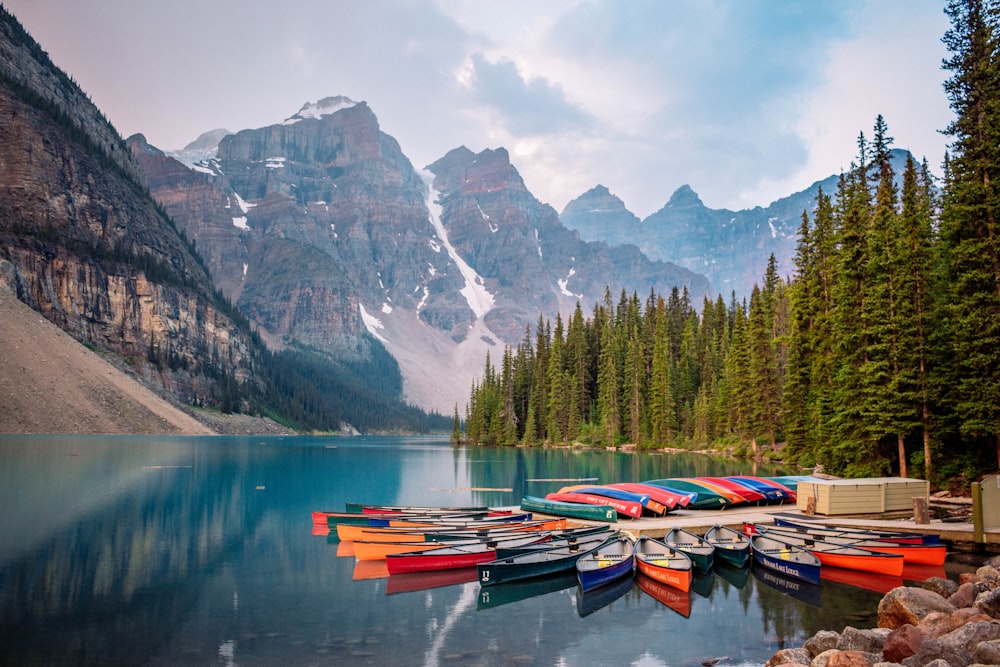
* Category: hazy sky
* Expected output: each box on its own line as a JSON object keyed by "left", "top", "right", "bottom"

{"left": 6, "top": 1, "right": 954, "bottom": 218}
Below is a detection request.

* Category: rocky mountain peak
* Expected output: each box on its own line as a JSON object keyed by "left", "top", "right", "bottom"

{"left": 665, "top": 184, "right": 705, "bottom": 209}
{"left": 283, "top": 95, "right": 359, "bottom": 124}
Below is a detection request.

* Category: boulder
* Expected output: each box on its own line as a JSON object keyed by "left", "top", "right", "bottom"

{"left": 973, "top": 638, "right": 1000, "bottom": 664}
{"left": 984, "top": 554, "right": 1000, "bottom": 569}
{"left": 936, "top": 620, "right": 1000, "bottom": 653}
{"left": 805, "top": 630, "right": 841, "bottom": 657}
{"left": 882, "top": 624, "right": 924, "bottom": 663}
{"left": 974, "top": 588, "right": 1000, "bottom": 619}
{"left": 837, "top": 627, "right": 888, "bottom": 653}
{"left": 766, "top": 647, "right": 812, "bottom": 666}
{"left": 950, "top": 607, "right": 993, "bottom": 629}
{"left": 900, "top": 638, "right": 970, "bottom": 667}
{"left": 976, "top": 565, "right": 1000, "bottom": 587}
{"left": 919, "top": 577, "right": 959, "bottom": 599}
{"left": 815, "top": 650, "right": 881, "bottom": 667}
{"left": 879, "top": 588, "right": 958, "bottom": 630}
{"left": 917, "top": 612, "right": 954, "bottom": 640}
{"left": 949, "top": 582, "right": 989, "bottom": 609}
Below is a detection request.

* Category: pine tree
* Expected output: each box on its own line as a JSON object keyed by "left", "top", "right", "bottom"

{"left": 940, "top": 0, "right": 1000, "bottom": 470}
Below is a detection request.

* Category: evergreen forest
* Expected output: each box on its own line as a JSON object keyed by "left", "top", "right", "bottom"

{"left": 459, "top": 0, "right": 1000, "bottom": 488}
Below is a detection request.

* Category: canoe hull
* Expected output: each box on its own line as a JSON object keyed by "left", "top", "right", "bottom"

{"left": 750, "top": 535, "right": 822, "bottom": 585}
{"left": 575, "top": 535, "right": 635, "bottom": 593}
{"left": 634, "top": 536, "right": 693, "bottom": 592}
{"left": 704, "top": 524, "right": 751, "bottom": 568}
{"left": 520, "top": 495, "right": 618, "bottom": 522}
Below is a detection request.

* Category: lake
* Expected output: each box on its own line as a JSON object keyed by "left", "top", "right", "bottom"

{"left": 0, "top": 435, "right": 950, "bottom": 666}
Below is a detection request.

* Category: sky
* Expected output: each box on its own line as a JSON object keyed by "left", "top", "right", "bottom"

{"left": 5, "top": 1, "right": 955, "bottom": 219}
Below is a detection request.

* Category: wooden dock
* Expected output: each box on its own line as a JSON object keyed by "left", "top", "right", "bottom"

{"left": 550, "top": 502, "right": 997, "bottom": 552}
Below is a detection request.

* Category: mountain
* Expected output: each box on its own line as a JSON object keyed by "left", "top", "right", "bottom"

{"left": 135, "top": 104, "right": 710, "bottom": 415}
{"left": 0, "top": 9, "right": 446, "bottom": 434}
{"left": 561, "top": 149, "right": 921, "bottom": 299}
{"left": 0, "top": 7, "right": 259, "bottom": 409}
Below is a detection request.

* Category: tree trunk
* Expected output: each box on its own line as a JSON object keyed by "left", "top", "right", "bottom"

{"left": 897, "top": 433, "right": 907, "bottom": 478}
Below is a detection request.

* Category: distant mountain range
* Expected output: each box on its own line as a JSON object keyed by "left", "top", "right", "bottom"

{"left": 132, "top": 96, "right": 711, "bottom": 414}
{"left": 0, "top": 5, "right": 922, "bottom": 422}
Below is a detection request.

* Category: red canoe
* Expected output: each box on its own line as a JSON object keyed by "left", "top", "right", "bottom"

{"left": 384, "top": 534, "right": 548, "bottom": 574}
{"left": 607, "top": 483, "right": 680, "bottom": 512}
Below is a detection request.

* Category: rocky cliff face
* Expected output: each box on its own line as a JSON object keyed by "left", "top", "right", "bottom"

{"left": 0, "top": 7, "right": 256, "bottom": 407}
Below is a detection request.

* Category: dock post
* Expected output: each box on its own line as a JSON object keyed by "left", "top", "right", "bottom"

{"left": 972, "top": 481, "right": 983, "bottom": 545}
{"left": 912, "top": 497, "right": 930, "bottom": 525}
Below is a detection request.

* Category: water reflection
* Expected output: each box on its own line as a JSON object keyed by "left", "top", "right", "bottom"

{"left": 0, "top": 435, "right": 920, "bottom": 666}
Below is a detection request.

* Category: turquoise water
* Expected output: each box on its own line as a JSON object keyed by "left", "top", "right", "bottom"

{"left": 0, "top": 435, "right": 903, "bottom": 666}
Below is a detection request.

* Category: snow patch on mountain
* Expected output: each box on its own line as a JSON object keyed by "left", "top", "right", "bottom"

{"left": 284, "top": 96, "right": 358, "bottom": 124}
{"left": 420, "top": 170, "right": 494, "bottom": 319}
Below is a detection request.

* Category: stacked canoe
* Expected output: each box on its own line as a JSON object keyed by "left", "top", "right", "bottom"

{"left": 523, "top": 476, "right": 805, "bottom": 520}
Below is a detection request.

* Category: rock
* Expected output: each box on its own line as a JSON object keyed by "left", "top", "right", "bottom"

{"left": 974, "top": 588, "right": 1000, "bottom": 619}
{"left": 984, "top": 554, "right": 1000, "bottom": 569}
{"left": 883, "top": 624, "right": 925, "bottom": 663}
{"left": 974, "top": 638, "right": 1000, "bottom": 664}
{"left": 976, "top": 565, "right": 1000, "bottom": 587}
{"left": 805, "top": 631, "right": 841, "bottom": 657}
{"left": 766, "top": 647, "right": 812, "bottom": 666}
{"left": 814, "top": 650, "right": 881, "bottom": 667}
{"left": 937, "top": 620, "right": 1000, "bottom": 652}
{"left": 950, "top": 582, "right": 989, "bottom": 609}
{"left": 919, "top": 577, "right": 959, "bottom": 599}
{"left": 901, "top": 637, "right": 970, "bottom": 667}
{"left": 879, "top": 587, "right": 958, "bottom": 630}
{"left": 917, "top": 612, "right": 954, "bottom": 639}
{"left": 837, "top": 627, "right": 888, "bottom": 653}
{"left": 950, "top": 607, "right": 993, "bottom": 629}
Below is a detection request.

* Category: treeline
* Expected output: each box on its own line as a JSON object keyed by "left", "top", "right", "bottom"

{"left": 462, "top": 0, "right": 1000, "bottom": 486}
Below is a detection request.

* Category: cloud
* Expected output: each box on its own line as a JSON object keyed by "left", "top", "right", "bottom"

{"left": 463, "top": 53, "right": 591, "bottom": 135}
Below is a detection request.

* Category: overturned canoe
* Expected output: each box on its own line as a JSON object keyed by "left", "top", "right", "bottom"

{"left": 520, "top": 495, "right": 618, "bottom": 522}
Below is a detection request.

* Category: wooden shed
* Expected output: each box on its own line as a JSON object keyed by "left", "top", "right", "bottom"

{"left": 795, "top": 477, "right": 929, "bottom": 516}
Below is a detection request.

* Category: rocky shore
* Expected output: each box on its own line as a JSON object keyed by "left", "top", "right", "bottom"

{"left": 767, "top": 555, "right": 1000, "bottom": 667}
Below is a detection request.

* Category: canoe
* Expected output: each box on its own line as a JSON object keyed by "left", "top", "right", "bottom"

{"left": 477, "top": 537, "right": 607, "bottom": 586}
{"left": 494, "top": 527, "right": 613, "bottom": 559}
{"left": 643, "top": 479, "right": 735, "bottom": 509}
{"left": 336, "top": 518, "right": 565, "bottom": 542}
{"left": 703, "top": 524, "right": 751, "bottom": 567}
{"left": 575, "top": 533, "right": 636, "bottom": 593}
{"left": 724, "top": 476, "right": 796, "bottom": 503}
{"left": 697, "top": 477, "right": 767, "bottom": 504}
{"left": 636, "top": 572, "right": 692, "bottom": 618}
{"left": 384, "top": 533, "right": 548, "bottom": 574}
{"left": 607, "top": 482, "right": 680, "bottom": 512}
{"left": 763, "top": 476, "right": 821, "bottom": 492}
{"left": 750, "top": 534, "right": 822, "bottom": 585}
{"left": 352, "top": 531, "right": 550, "bottom": 561}
{"left": 317, "top": 509, "right": 489, "bottom": 527}
{"left": 345, "top": 503, "right": 490, "bottom": 514}
{"left": 663, "top": 527, "right": 715, "bottom": 573}
{"left": 635, "top": 481, "right": 697, "bottom": 507}
{"left": 520, "top": 495, "right": 618, "bottom": 523}
{"left": 387, "top": 512, "right": 533, "bottom": 528}
{"left": 545, "top": 491, "right": 644, "bottom": 519}
{"left": 559, "top": 485, "right": 666, "bottom": 516}
{"left": 633, "top": 535, "right": 693, "bottom": 592}
{"left": 771, "top": 517, "right": 940, "bottom": 545}
{"left": 759, "top": 525, "right": 946, "bottom": 566}
{"left": 749, "top": 527, "right": 904, "bottom": 577}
